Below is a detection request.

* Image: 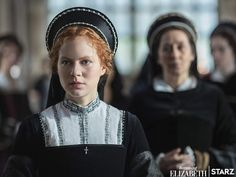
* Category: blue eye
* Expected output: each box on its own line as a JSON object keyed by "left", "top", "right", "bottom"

{"left": 80, "top": 60, "right": 92, "bottom": 65}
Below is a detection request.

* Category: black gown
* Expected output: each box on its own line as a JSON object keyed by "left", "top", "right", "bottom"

{"left": 2, "top": 97, "right": 160, "bottom": 177}
{"left": 129, "top": 80, "right": 236, "bottom": 168}
{"left": 223, "top": 73, "right": 236, "bottom": 114}
{"left": 0, "top": 91, "right": 32, "bottom": 175}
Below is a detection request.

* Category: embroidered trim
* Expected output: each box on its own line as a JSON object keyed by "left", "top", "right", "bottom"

{"left": 77, "top": 112, "right": 89, "bottom": 144}
{"left": 105, "top": 105, "right": 110, "bottom": 144}
{"left": 53, "top": 22, "right": 110, "bottom": 51}
{"left": 78, "top": 112, "right": 84, "bottom": 144}
{"left": 84, "top": 113, "right": 88, "bottom": 144}
{"left": 149, "top": 21, "right": 196, "bottom": 49}
{"left": 117, "top": 110, "right": 125, "bottom": 144}
{"left": 52, "top": 106, "right": 64, "bottom": 145}
{"left": 39, "top": 101, "right": 124, "bottom": 146}
{"left": 39, "top": 113, "right": 50, "bottom": 147}
{"left": 46, "top": 7, "right": 118, "bottom": 54}
{"left": 63, "top": 96, "right": 100, "bottom": 114}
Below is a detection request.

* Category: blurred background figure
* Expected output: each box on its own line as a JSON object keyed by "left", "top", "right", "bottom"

{"left": 0, "top": 34, "right": 23, "bottom": 91}
{"left": 129, "top": 13, "right": 236, "bottom": 176}
{"left": 0, "top": 34, "right": 31, "bottom": 174}
{"left": 29, "top": 57, "right": 51, "bottom": 113}
{"left": 204, "top": 22, "right": 236, "bottom": 113}
{"left": 209, "top": 22, "right": 236, "bottom": 85}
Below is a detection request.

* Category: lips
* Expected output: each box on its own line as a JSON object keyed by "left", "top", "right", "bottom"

{"left": 169, "top": 63, "right": 178, "bottom": 68}
{"left": 69, "top": 81, "right": 85, "bottom": 89}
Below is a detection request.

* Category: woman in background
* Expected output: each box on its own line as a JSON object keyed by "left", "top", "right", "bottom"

{"left": 129, "top": 13, "right": 236, "bottom": 176}
{"left": 0, "top": 34, "right": 32, "bottom": 175}
{"left": 206, "top": 22, "right": 236, "bottom": 113}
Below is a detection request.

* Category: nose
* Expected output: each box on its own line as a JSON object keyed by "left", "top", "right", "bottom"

{"left": 212, "top": 49, "right": 221, "bottom": 60}
{"left": 70, "top": 62, "right": 82, "bottom": 77}
{"left": 170, "top": 46, "right": 180, "bottom": 60}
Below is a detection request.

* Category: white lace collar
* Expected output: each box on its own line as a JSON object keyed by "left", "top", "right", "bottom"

{"left": 63, "top": 96, "right": 100, "bottom": 114}
{"left": 153, "top": 76, "right": 197, "bottom": 92}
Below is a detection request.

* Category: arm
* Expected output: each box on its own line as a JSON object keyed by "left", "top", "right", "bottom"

{"left": 125, "top": 112, "right": 162, "bottom": 177}
{"left": 2, "top": 115, "right": 42, "bottom": 177}
{"left": 2, "top": 155, "right": 35, "bottom": 177}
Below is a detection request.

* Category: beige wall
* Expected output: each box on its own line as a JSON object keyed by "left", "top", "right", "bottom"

{"left": 0, "top": 0, "right": 12, "bottom": 33}
{"left": 27, "top": 0, "right": 48, "bottom": 80}
{"left": 219, "top": 0, "right": 236, "bottom": 22}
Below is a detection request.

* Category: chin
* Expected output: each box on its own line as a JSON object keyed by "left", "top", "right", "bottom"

{"left": 67, "top": 90, "right": 86, "bottom": 98}
{"left": 169, "top": 70, "right": 181, "bottom": 76}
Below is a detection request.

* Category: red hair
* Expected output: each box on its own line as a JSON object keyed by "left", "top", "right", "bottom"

{"left": 49, "top": 26, "right": 113, "bottom": 74}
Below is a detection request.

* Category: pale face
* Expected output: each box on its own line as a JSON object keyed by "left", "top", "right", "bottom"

{"left": 211, "top": 35, "right": 235, "bottom": 73}
{"left": 157, "top": 29, "right": 195, "bottom": 79}
{"left": 57, "top": 36, "right": 106, "bottom": 105}
{"left": 2, "top": 44, "right": 20, "bottom": 70}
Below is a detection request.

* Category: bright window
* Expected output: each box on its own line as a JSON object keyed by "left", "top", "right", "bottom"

{"left": 48, "top": 0, "right": 218, "bottom": 76}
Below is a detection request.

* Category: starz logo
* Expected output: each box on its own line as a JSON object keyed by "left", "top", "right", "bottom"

{"left": 169, "top": 166, "right": 235, "bottom": 177}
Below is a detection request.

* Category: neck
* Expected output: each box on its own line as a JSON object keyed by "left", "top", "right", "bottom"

{"left": 66, "top": 93, "right": 98, "bottom": 107}
{"left": 0, "top": 61, "right": 10, "bottom": 75}
{"left": 163, "top": 72, "right": 189, "bottom": 90}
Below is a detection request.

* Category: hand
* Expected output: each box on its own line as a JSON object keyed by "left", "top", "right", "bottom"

{"left": 159, "top": 148, "right": 194, "bottom": 175}
{"left": 194, "top": 150, "right": 209, "bottom": 170}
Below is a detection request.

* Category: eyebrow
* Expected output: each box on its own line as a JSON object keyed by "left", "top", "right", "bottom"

{"left": 162, "top": 41, "right": 186, "bottom": 45}
{"left": 60, "top": 56, "right": 91, "bottom": 60}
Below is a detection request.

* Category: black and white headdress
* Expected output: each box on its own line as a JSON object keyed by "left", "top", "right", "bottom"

{"left": 46, "top": 7, "right": 118, "bottom": 54}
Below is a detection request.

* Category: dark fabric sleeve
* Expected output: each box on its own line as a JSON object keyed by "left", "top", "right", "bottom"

{"left": 125, "top": 112, "right": 162, "bottom": 177}
{"left": 1, "top": 155, "right": 36, "bottom": 177}
{"left": 2, "top": 115, "right": 42, "bottom": 177}
{"left": 210, "top": 88, "right": 236, "bottom": 169}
